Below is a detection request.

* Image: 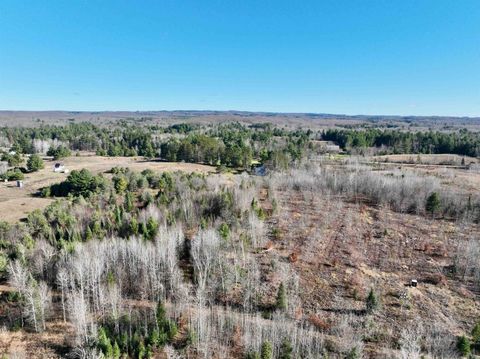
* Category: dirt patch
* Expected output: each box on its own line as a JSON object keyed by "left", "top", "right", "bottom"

{"left": 0, "top": 321, "right": 74, "bottom": 358}
{"left": 269, "top": 183, "right": 480, "bottom": 339}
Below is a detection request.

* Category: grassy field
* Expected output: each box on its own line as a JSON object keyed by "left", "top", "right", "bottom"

{"left": 371, "top": 153, "right": 479, "bottom": 166}
{"left": 0, "top": 153, "right": 215, "bottom": 223}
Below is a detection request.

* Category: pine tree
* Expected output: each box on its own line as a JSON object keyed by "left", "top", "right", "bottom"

{"left": 346, "top": 347, "right": 360, "bottom": 359}
{"left": 219, "top": 223, "right": 230, "bottom": 240}
{"left": 472, "top": 322, "right": 480, "bottom": 344}
{"left": 124, "top": 192, "right": 134, "bottom": 212}
{"left": 261, "top": 341, "right": 273, "bottom": 359}
{"left": 156, "top": 301, "right": 167, "bottom": 328}
{"left": 130, "top": 217, "right": 139, "bottom": 235}
{"left": 246, "top": 352, "right": 261, "bottom": 359}
{"left": 146, "top": 217, "right": 158, "bottom": 240}
{"left": 425, "top": 192, "right": 441, "bottom": 217}
{"left": 112, "top": 341, "right": 121, "bottom": 359}
{"left": 137, "top": 341, "right": 146, "bottom": 359}
{"left": 276, "top": 282, "right": 287, "bottom": 311}
{"left": 279, "top": 338, "right": 293, "bottom": 359}
{"left": 366, "top": 288, "right": 379, "bottom": 313}
{"left": 27, "top": 154, "right": 44, "bottom": 172}
{"left": 98, "top": 327, "right": 113, "bottom": 357}
{"left": 457, "top": 335, "right": 471, "bottom": 357}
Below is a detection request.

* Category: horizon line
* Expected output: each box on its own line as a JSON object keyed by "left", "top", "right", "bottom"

{"left": 0, "top": 109, "right": 479, "bottom": 119}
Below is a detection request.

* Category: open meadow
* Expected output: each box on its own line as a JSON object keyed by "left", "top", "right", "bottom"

{"left": 0, "top": 154, "right": 214, "bottom": 223}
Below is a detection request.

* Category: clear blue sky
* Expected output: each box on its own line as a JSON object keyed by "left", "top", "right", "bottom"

{"left": 1, "top": 1, "right": 479, "bottom": 116}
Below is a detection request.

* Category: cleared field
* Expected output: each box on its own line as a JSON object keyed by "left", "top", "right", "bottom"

{"left": 371, "top": 153, "right": 479, "bottom": 166}
{"left": 0, "top": 153, "right": 215, "bottom": 223}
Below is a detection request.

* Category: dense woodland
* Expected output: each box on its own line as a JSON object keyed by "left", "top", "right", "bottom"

{"left": 4, "top": 123, "right": 480, "bottom": 168}
{"left": 0, "top": 120, "right": 480, "bottom": 358}
{"left": 322, "top": 128, "right": 480, "bottom": 157}
{"left": 0, "top": 123, "right": 310, "bottom": 170}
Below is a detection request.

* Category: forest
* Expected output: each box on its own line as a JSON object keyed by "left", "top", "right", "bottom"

{"left": 322, "top": 128, "right": 480, "bottom": 157}
{"left": 0, "top": 118, "right": 480, "bottom": 358}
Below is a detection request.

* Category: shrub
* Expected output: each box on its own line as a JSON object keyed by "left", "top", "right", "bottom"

{"left": 0, "top": 252, "right": 8, "bottom": 278}
{"left": 5, "top": 169, "right": 24, "bottom": 181}
{"left": 1, "top": 152, "right": 22, "bottom": 167}
{"left": 346, "top": 347, "right": 360, "bottom": 359}
{"left": 40, "top": 186, "right": 51, "bottom": 198}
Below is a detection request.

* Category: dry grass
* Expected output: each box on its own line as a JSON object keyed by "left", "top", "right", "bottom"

{"left": 0, "top": 320, "right": 74, "bottom": 358}
{"left": 371, "top": 154, "right": 479, "bottom": 166}
{"left": 0, "top": 153, "right": 215, "bottom": 223}
{"left": 268, "top": 183, "right": 480, "bottom": 341}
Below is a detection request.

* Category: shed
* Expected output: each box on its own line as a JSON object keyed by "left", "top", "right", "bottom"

{"left": 53, "top": 163, "right": 65, "bottom": 173}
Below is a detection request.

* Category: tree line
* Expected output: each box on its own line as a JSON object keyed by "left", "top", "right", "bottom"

{"left": 322, "top": 128, "right": 480, "bottom": 157}
{"left": 0, "top": 122, "right": 313, "bottom": 169}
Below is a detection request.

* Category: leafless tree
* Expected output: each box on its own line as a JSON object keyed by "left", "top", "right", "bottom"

{"left": 191, "top": 229, "right": 222, "bottom": 305}
{"left": 8, "top": 261, "right": 51, "bottom": 332}
{"left": 57, "top": 268, "right": 69, "bottom": 322}
{"left": 399, "top": 324, "right": 422, "bottom": 359}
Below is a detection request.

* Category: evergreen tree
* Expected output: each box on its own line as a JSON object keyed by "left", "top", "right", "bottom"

{"left": 137, "top": 341, "right": 146, "bottom": 359}
{"left": 276, "top": 282, "right": 287, "bottom": 311}
{"left": 366, "top": 288, "right": 379, "bottom": 313}
{"left": 472, "top": 322, "right": 480, "bottom": 344}
{"left": 425, "top": 192, "right": 441, "bottom": 217}
{"left": 114, "top": 176, "right": 128, "bottom": 193}
{"left": 27, "top": 154, "right": 44, "bottom": 172}
{"left": 47, "top": 145, "right": 71, "bottom": 160}
{"left": 457, "top": 335, "right": 471, "bottom": 357}
{"left": 346, "top": 347, "right": 360, "bottom": 359}
{"left": 146, "top": 217, "right": 158, "bottom": 240}
{"left": 261, "top": 341, "right": 273, "bottom": 359}
{"left": 130, "top": 217, "right": 139, "bottom": 235}
{"left": 112, "top": 341, "right": 121, "bottom": 359}
{"left": 124, "top": 192, "right": 134, "bottom": 212}
{"left": 218, "top": 222, "right": 230, "bottom": 241}
{"left": 97, "top": 327, "right": 114, "bottom": 357}
{"left": 156, "top": 301, "right": 167, "bottom": 328}
{"left": 246, "top": 352, "right": 261, "bottom": 359}
{"left": 279, "top": 338, "right": 293, "bottom": 359}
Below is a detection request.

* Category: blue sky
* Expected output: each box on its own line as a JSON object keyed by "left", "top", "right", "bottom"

{"left": 0, "top": 1, "right": 479, "bottom": 116}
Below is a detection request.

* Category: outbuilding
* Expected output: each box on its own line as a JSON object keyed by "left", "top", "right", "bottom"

{"left": 53, "top": 163, "right": 65, "bottom": 173}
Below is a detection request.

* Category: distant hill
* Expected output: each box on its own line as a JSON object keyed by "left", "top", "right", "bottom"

{"left": 0, "top": 110, "right": 479, "bottom": 130}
